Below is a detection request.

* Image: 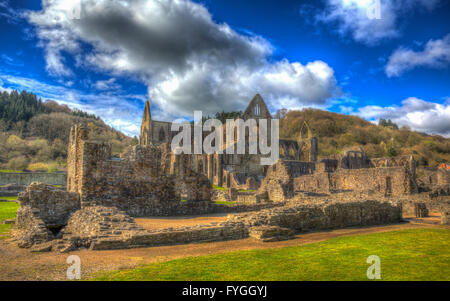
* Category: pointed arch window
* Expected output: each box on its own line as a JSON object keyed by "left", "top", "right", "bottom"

{"left": 159, "top": 127, "right": 166, "bottom": 141}
{"left": 254, "top": 104, "right": 260, "bottom": 116}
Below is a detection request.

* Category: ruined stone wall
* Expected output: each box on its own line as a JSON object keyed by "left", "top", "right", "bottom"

{"left": 66, "top": 125, "right": 213, "bottom": 217}
{"left": 329, "top": 167, "right": 416, "bottom": 195}
{"left": 62, "top": 206, "right": 248, "bottom": 251}
{"left": 293, "top": 167, "right": 416, "bottom": 196}
{"left": 294, "top": 172, "right": 331, "bottom": 194}
{"left": 339, "top": 151, "right": 371, "bottom": 169}
{"left": 12, "top": 206, "right": 53, "bottom": 248}
{"left": 259, "top": 158, "right": 416, "bottom": 201}
{"left": 228, "top": 200, "right": 402, "bottom": 232}
{"left": 90, "top": 222, "right": 248, "bottom": 250}
{"left": 437, "top": 169, "right": 450, "bottom": 185}
{"left": 17, "top": 183, "right": 80, "bottom": 226}
{"left": 0, "top": 172, "right": 66, "bottom": 186}
{"left": 257, "top": 160, "right": 317, "bottom": 202}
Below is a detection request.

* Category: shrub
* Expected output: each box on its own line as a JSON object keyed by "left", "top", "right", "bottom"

{"left": 27, "top": 162, "right": 48, "bottom": 172}
{"left": 7, "top": 156, "right": 28, "bottom": 171}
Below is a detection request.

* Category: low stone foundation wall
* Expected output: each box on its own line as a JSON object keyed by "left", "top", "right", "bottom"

{"left": 228, "top": 200, "right": 402, "bottom": 232}
{"left": 90, "top": 222, "right": 248, "bottom": 250}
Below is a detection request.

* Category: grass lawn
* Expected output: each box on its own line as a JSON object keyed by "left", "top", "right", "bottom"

{"left": 0, "top": 169, "right": 22, "bottom": 173}
{"left": 214, "top": 200, "right": 236, "bottom": 206}
{"left": 0, "top": 196, "right": 18, "bottom": 201}
{"left": 93, "top": 228, "right": 450, "bottom": 281}
{"left": 212, "top": 185, "right": 226, "bottom": 191}
{"left": 0, "top": 201, "right": 20, "bottom": 239}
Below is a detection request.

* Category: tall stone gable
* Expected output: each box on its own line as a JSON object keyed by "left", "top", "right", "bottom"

{"left": 140, "top": 100, "right": 151, "bottom": 145}
{"left": 140, "top": 100, "right": 172, "bottom": 146}
{"left": 241, "top": 94, "right": 272, "bottom": 120}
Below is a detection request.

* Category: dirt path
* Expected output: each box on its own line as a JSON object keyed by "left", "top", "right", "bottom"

{"left": 135, "top": 214, "right": 228, "bottom": 230}
{"left": 0, "top": 221, "right": 447, "bottom": 281}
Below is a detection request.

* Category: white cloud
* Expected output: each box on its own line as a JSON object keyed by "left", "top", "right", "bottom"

{"left": 356, "top": 97, "right": 450, "bottom": 137}
{"left": 26, "top": 0, "right": 340, "bottom": 119}
{"left": 94, "top": 78, "right": 121, "bottom": 90}
{"left": 317, "top": 0, "right": 441, "bottom": 45}
{"left": 385, "top": 33, "right": 450, "bottom": 77}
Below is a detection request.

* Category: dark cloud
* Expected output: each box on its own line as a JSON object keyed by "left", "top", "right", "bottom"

{"left": 27, "top": 0, "right": 339, "bottom": 120}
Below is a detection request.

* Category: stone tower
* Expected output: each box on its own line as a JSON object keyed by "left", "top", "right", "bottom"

{"left": 140, "top": 100, "right": 152, "bottom": 145}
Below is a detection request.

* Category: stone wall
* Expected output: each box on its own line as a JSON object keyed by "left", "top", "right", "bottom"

{"left": 437, "top": 169, "right": 450, "bottom": 185}
{"left": 329, "top": 167, "right": 417, "bottom": 195}
{"left": 11, "top": 206, "right": 53, "bottom": 248}
{"left": 339, "top": 151, "right": 371, "bottom": 169}
{"left": 258, "top": 160, "right": 417, "bottom": 202}
{"left": 66, "top": 125, "right": 213, "bottom": 217}
{"left": 17, "top": 182, "right": 80, "bottom": 226}
{"left": 440, "top": 204, "right": 450, "bottom": 225}
{"left": 257, "top": 160, "right": 316, "bottom": 202}
{"left": 90, "top": 222, "right": 248, "bottom": 250}
{"left": 59, "top": 205, "right": 248, "bottom": 251}
{"left": 228, "top": 200, "right": 402, "bottom": 232}
{"left": 0, "top": 172, "right": 66, "bottom": 186}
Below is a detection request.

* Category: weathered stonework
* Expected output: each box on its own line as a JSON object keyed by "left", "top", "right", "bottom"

{"left": 440, "top": 204, "right": 450, "bottom": 225}
{"left": 258, "top": 154, "right": 417, "bottom": 203}
{"left": 228, "top": 200, "right": 402, "bottom": 232}
{"left": 249, "top": 225, "right": 295, "bottom": 242}
{"left": 11, "top": 205, "right": 52, "bottom": 248}
{"left": 67, "top": 125, "right": 213, "bottom": 217}
{"left": 17, "top": 182, "right": 80, "bottom": 226}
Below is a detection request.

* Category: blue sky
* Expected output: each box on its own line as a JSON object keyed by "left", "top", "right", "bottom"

{"left": 0, "top": 0, "right": 449, "bottom": 137}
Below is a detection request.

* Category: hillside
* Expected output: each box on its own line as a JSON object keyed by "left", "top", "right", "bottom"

{"left": 0, "top": 90, "right": 136, "bottom": 172}
{"left": 277, "top": 108, "right": 450, "bottom": 166}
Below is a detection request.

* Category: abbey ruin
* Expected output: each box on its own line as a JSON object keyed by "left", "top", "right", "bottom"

{"left": 8, "top": 95, "right": 450, "bottom": 252}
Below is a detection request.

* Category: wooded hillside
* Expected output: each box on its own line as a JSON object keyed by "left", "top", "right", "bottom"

{"left": 0, "top": 90, "right": 135, "bottom": 172}
{"left": 276, "top": 108, "right": 450, "bottom": 166}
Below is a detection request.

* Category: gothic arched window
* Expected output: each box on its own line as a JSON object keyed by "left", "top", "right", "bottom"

{"left": 254, "top": 104, "right": 260, "bottom": 116}
{"left": 159, "top": 127, "right": 165, "bottom": 141}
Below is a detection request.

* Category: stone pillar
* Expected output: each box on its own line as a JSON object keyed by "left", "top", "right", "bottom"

{"left": 217, "top": 155, "right": 223, "bottom": 187}
{"left": 310, "top": 137, "right": 318, "bottom": 162}
{"left": 414, "top": 203, "right": 428, "bottom": 218}
{"left": 440, "top": 204, "right": 449, "bottom": 225}
{"left": 207, "top": 154, "right": 214, "bottom": 183}
{"left": 228, "top": 187, "right": 237, "bottom": 201}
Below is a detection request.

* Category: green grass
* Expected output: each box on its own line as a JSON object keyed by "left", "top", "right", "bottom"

{"left": 212, "top": 185, "right": 226, "bottom": 191}
{"left": 0, "top": 169, "right": 22, "bottom": 173}
{"left": 180, "top": 199, "right": 187, "bottom": 203}
{"left": 0, "top": 201, "right": 19, "bottom": 221}
{"left": 214, "top": 200, "right": 236, "bottom": 206}
{"left": 0, "top": 196, "right": 18, "bottom": 201}
{"left": 0, "top": 201, "right": 20, "bottom": 239}
{"left": 93, "top": 228, "right": 450, "bottom": 281}
{"left": 52, "top": 185, "right": 62, "bottom": 188}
